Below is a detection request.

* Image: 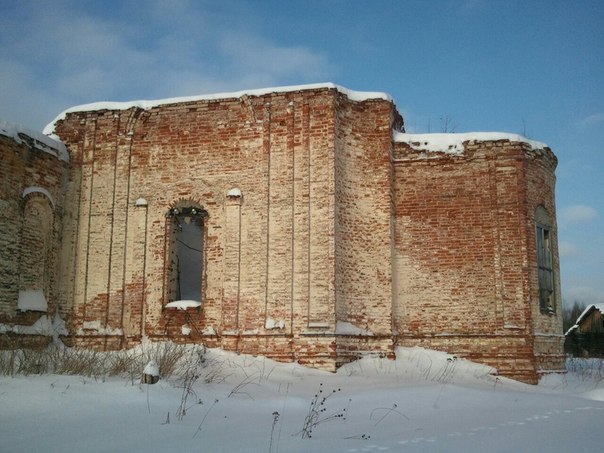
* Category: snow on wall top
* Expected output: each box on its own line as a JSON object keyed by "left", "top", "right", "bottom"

{"left": 164, "top": 300, "right": 202, "bottom": 310}
{"left": 227, "top": 187, "right": 242, "bottom": 197}
{"left": 43, "top": 83, "right": 393, "bottom": 135}
{"left": 393, "top": 132, "right": 548, "bottom": 155}
{"left": 565, "top": 303, "right": 604, "bottom": 335}
{"left": 335, "top": 321, "right": 374, "bottom": 336}
{"left": 1, "top": 119, "right": 69, "bottom": 162}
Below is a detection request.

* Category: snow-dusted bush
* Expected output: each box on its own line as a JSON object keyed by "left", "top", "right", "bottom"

{"left": 0, "top": 341, "right": 206, "bottom": 381}
{"left": 566, "top": 357, "right": 604, "bottom": 382}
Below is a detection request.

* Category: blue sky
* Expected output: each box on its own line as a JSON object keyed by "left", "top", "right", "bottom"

{"left": 1, "top": 0, "right": 602, "bottom": 307}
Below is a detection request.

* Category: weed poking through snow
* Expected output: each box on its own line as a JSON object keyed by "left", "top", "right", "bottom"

{"left": 433, "top": 356, "right": 457, "bottom": 408}
{"left": 269, "top": 411, "right": 280, "bottom": 453}
{"left": 228, "top": 373, "right": 259, "bottom": 399}
{"left": 299, "top": 383, "right": 347, "bottom": 439}
{"left": 370, "top": 403, "right": 409, "bottom": 426}
{"left": 192, "top": 399, "right": 219, "bottom": 439}
{"left": 175, "top": 350, "right": 205, "bottom": 421}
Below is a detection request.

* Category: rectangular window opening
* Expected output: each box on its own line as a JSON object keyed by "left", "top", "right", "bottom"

{"left": 536, "top": 224, "right": 555, "bottom": 314}
{"left": 169, "top": 212, "right": 204, "bottom": 303}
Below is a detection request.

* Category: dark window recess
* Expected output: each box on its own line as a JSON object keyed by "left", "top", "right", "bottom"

{"left": 167, "top": 207, "right": 205, "bottom": 303}
{"left": 536, "top": 224, "right": 555, "bottom": 314}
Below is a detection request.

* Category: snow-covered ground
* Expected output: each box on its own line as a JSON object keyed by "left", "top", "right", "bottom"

{"left": 1, "top": 346, "right": 603, "bottom": 453}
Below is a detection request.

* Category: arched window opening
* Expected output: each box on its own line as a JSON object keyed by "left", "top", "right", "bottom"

{"left": 165, "top": 205, "right": 206, "bottom": 304}
{"left": 535, "top": 206, "right": 555, "bottom": 315}
{"left": 18, "top": 196, "right": 53, "bottom": 312}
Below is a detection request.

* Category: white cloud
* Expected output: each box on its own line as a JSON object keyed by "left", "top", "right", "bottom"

{"left": 219, "top": 34, "right": 336, "bottom": 83}
{"left": 560, "top": 205, "right": 598, "bottom": 225}
{"left": 581, "top": 113, "right": 604, "bottom": 126}
{"left": 558, "top": 241, "right": 580, "bottom": 259}
{"left": 0, "top": 0, "right": 337, "bottom": 131}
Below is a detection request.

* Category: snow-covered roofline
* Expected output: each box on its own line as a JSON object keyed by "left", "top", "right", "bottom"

{"left": 565, "top": 303, "right": 604, "bottom": 335}
{"left": 43, "top": 83, "right": 393, "bottom": 135}
{"left": 1, "top": 119, "right": 69, "bottom": 162}
{"left": 393, "top": 132, "right": 549, "bottom": 155}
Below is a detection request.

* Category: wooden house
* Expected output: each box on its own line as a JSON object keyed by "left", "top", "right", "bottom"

{"left": 565, "top": 304, "right": 604, "bottom": 357}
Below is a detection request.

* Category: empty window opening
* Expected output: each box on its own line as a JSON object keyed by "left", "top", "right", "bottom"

{"left": 166, "top": 206, "right": 206, "bottom": 303}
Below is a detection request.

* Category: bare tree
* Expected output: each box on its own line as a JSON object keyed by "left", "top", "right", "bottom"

{"left": 520, "top": 118, "right": 532, "bottom": 138}
{"left": 439, "top": 114, "right": 458, "bottom": 133}
{"left": 563, "top": 300, "right": 587, "bottom": 333}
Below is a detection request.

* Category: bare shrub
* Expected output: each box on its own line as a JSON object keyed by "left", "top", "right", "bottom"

{"left": 175, "top": 348, "right": 206, "bottom": 421}
{"left": 146, "top": 342, "right": 190, "bottom": 378}
{"left": 566, "top": 357, "right": 604, "bottom": 382}
{"left": 0, "top": 347, "right": 49, "bottom": 375}
{"left": 107, "top": 351, "right": 138, "bottom": 380}
{"left": 202, "top": 357, "right": 231, "bottom": 384}
{"left": 0, "top": 341, "right": 207, "bottom": 382}
{"left": 0, "top": 349, "right": 23, "bottom": 376}
{"left": 16, "top": 348, "right": 47, "bottom": 374}
{"left": 48, "top": 347, "right": 107, "bottom": 377}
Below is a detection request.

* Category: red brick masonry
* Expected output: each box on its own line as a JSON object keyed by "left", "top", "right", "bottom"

{"left": 0, "top": 85, "right": 563, "bottom": 383}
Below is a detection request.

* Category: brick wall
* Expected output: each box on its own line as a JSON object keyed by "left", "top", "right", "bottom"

{"left": 2, "top": 84, "right": 563, "bottom": 383}
{"left": 333, "top": 93, "right": 402, "bottom": 359}
{"left": 524, "top": 147, "right": 565, "bottom": 373}
{"left": 0, "top": 133, "right": 67, "bottom": 325}
{"left": 53, "top": 87, "right": 348, "bottom": 366}
{"left": 391, "top": 139, "right": 563, "bottom": 383}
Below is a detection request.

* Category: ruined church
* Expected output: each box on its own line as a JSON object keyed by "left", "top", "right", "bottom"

{"left": 0, "top": 83, "right": 563, "bottom": 383}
